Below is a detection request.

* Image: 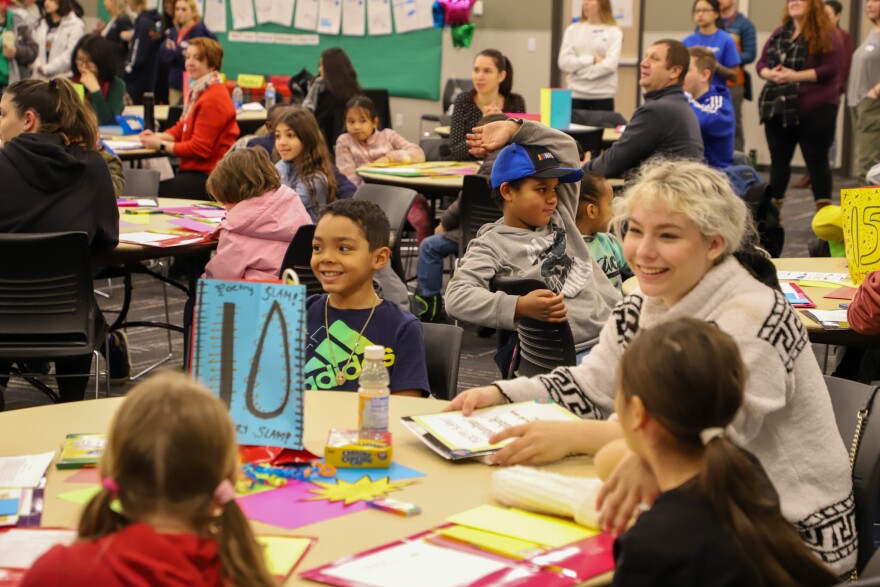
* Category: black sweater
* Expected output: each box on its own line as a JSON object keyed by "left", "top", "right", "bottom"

{"left": 0, "top": 133, "right": 119, "bottom": 255}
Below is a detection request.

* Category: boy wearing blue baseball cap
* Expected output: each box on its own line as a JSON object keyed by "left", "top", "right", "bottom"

{"left": 445, "top": 119, "right": 621, "bottom": 362}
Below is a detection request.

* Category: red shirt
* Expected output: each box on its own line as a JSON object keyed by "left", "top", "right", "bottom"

{"left": 20, "top": 523, "right": 226, "bottom": 587}
{"left": 167, "top": 83, "right": 239, "bottom": 175}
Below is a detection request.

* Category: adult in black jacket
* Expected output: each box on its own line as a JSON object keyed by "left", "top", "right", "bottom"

{"left": 584, "top": 39, "right": 704, "bottom": 178}
{"left": 96, "top": 0, "right": 133, "bottom": 75}
{"left": 303, "top": 47, "right": 361, "bottom": 151}
{"left": 0, "top": 77, "right": 119, "bottom": 405}
{"left": 123, "top": 0, "right": 160, "bottom": 105}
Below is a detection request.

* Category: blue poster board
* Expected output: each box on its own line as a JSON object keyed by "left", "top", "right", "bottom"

{"left": 193, "top": 279, "right": 306, "bottom": 449}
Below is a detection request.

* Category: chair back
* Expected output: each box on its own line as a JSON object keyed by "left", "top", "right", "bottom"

{"left": 443, "top": 78, "right": 473, "bottom": 113}
{"left": 422, "top": 322, "right": 464, "bottom": 400}
{"left": 825, "top": 375, "right": 880, "bottom": 573}
{"left": 0, "top": 232, "right": 97, "bottom": 357}
{"left": 489, "top": 276, "right": 576, "bottom": 377}
{"left": 279, "top": 224, "right": 323, "bottom": 297}
{"left": 363, "top": 89, "right": 393, "bottom": 130}
{"left": 122, "top": 168, "right": 161, "bottom": 201}
{"left": 459, "top": 175, "right": 502, "bottom": 256}
{"left": 354, "top": 183, "right": 418, "bottom": 280}
{"left": 568, "top": 127, "right": 604, "bottom": 159}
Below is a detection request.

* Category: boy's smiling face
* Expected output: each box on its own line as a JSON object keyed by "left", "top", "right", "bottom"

{"left": 311, "top": 214, "right": 389, "bottom": 307}
{"left": 501, "top": 177, "right": 559, "bottom": 230}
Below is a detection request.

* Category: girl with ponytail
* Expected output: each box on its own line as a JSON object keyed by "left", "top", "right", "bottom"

{"left": 612, "top": 318, "right": 838, "bottom": 587}
{"left": 22, "top": 372, "right": 276, "bottom": 586}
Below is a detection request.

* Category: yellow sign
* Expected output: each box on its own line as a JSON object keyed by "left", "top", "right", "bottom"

{"left": 237, "top": 74, "right": 266, "bottom": 89}
{"left": 842, "top": 188, "right": 880, "bottom": 286}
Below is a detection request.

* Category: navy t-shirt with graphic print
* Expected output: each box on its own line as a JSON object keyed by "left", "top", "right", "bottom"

{"left": 305, "top": 294, "right": 430, "bottom": 394}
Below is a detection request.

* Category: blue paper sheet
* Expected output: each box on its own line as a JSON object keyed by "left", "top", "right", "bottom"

{"left": 326, "top": 461, "right": 425, "bottom": 483}
{"left": 0, "top": 498, "right": 20, "bottom": 516}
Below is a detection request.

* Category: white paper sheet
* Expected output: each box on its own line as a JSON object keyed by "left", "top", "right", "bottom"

{"left": 0, "top": 452, "right": 55, "bottom": 489}
{"left": 317, "top": 0, "right": 343, "bottom": 34}
{"left": 254, "top": 0, "right": 274, "bottom": 24}
{"left": 342, "top": 0, "right": 366, "bottom": 35}
{"left": 0, "top": 529, "right": 77, "bottom": 568}
{"left": 416, "top": 0, "right": 434, "bottom": 28}
{"left": 275, "top": 33, "right": 320, "bottom": 45}
{"left": 227, "top": 30, "right": 256, "bottom": 42}
{"left": 391, "top": 0, "right": 417, "bottom": 33}
{"left": 254, "top": 31, "right": 276, "bottom": 43}
{"left": 230, "top": 0, "right": 256, "bottom": 29}
{"left": 203, "top": 0, "right": 227, "bottom": 33}
{"left": 322, "top": 540, "right": 509, "bottom": 587}
{"left": 294, "top": 0, "right": 319, "bottom": 30}
{"left": 119, "top": 231, "right": 180, "bottom": 245}
{"left": 272, "top": 0, "right": 296, "bottom": 26}
{"left": 367, "top": 0, "right": 392, "bottom": 35}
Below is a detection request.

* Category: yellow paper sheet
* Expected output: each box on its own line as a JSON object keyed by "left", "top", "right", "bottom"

{"left": 446, "top": 505, "right": 597, "bottom": 548}
{"left": 796, "top": 280, "right": 846, "bottom": 289}
{"left": 57, "top": 486, "right": 100, "bottom": 505}
{"left": 256, "top": 535, "right": 313, "bottom": 576}
{"left": 438, "top": 525, "right": 544, "bottom": 560}
{"left": 842, "top": 187, "right": 880, "bottom": 286}
{"left": 124, "top": 214, "right": 151, "bottom": 225}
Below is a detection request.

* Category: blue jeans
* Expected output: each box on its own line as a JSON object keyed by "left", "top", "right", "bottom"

{"left": 416, "top": 234, "right": 458, "bottom": 296}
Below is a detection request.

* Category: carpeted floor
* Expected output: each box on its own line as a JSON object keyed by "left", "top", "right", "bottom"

{"left": 1, "top": 172, "right": 859, "bottom": 411}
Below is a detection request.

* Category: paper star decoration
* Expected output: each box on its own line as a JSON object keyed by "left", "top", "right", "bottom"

{"left": 305, "top": 476, "right": 415, "bottom": 505}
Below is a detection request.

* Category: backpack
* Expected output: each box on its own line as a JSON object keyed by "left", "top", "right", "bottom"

{"left": 723, "top": 165, "right": 785, "bottom": 258}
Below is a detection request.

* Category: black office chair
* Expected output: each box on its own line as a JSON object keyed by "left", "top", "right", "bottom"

{"left": 354, "top": 184, "right": 418, "bottom": 281}
{"left": 458, "top": 175, "right": 502, "bottom": 257}
{"left": 0, "top": 232, "right": 109, "bottom": 402}
{"left": 490, "top": 276, "right": 577, "bottom": 378}
{"left": 363, "top": 88, "right": 393, "bottom": 130}
{"left": 566, "top": 127, "right": 604, "bottom": 160}
{"left": 420, "top": 78, "right": 473, "bottom": 136}
{"left": 825, "top": 375, "right": 880, "bottom": 574}
{"left": 121, "top": 168, "right": 161, "bottom": 202}
{"left": 422, "top": 322, "right": 464, "bottom": 400}
{"left": 279, "top": 224, "right": 323, "bottom": 297}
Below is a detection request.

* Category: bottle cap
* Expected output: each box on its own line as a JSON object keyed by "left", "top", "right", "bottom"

{"left": 364, "top": 345, "right": 384, "bottom": 360}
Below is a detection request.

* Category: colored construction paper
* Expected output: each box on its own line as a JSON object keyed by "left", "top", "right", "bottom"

{"left": 238, "top": 480, "right": 368, "bottom": 529}
{"left": 64, "top": 469, "right": 100, "bottom": 484}
{"left": 328, "top": 461, "right": 425, "bottom": 483}
{"left": 57, "top": 486, "right": 100, "bottom": 505}
{"left": 305, "top": 477, "right": 415, "bottom": 505}
{"left": 842, "top": 187, "right": 880, "bottom": 285}
{"left": 168, "top": 218, "right": 214, "bottom": 233}
{"left": 447, "top": 505, "right": 597, "bottom": 548}
{"left": 256, "top": 535, "right": 314, "bottom": 576}
{"left": 0, "top": 499, "right": 19, "bottom": 516}
{"left": 824, "top": 286, "right": 857, "bottom": 300}
{"left": 436, "top": 525, "right": 544, "bottom": 560}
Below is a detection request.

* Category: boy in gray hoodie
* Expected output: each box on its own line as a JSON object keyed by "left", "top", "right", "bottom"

{"left": 445, "top": 119, "right": 621, "bottom": 356}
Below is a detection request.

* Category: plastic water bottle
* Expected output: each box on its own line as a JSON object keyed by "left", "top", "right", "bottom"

{"left": 358, "top": 345, "right": 390, "bottom": 431}
{"left": 232, "top": 84, "right": 243, "bottom": 112}
{"left": 264, "top": 82, "right": 276, "bottom": 109}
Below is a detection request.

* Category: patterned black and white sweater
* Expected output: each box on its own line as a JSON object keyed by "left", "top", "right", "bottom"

{"left": 496, "top": 256, "right": 857, "bottom": 575}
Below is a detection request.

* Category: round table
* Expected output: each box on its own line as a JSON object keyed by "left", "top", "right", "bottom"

{"left": 0, "top": 392, "right": 607, "bottom": 586}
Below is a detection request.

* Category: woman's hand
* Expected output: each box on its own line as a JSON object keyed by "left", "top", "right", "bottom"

{"left": 481, "top": 102, "right": 502, "bottom": 115}
{"left": 489, "top": 421, "right": 585, "bottom": 466}
{"left": 466, "top": 119, "right": 520, "bottom": 158}
{"left": 120, "top": 30, "right": 133, "bottom": 42}
{"left": 444, "top": 385, "right": 506, "bottom": 415}
{"left": 3, "top": 45, "right": 16, "bottom": 59}
{"left": 164, "top": 39, "right": 176, "bottom": 51}
{"left": 434, "top": 224, "right": 446, "bottom": 234}
{"left": 596, "top": 452, "right": 660, "bottom": 536}
{"left": 79, "top": 70, "right": 101, "bottom": 93}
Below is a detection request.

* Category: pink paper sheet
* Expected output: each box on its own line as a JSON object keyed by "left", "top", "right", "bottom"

{"left": 64, "top": 469, "right": 100, "bottom": 484}
{"left": 238, "top": 480, "right": 368, "bottom": 530}
{"left": 168, "top": 218, "right": 214, "bottom": 233}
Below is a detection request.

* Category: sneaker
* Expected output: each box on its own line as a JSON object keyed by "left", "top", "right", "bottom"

{"left": 414, "top": 293, "right": 444, "bottom": 323}
{"left": 106, "top": 330, "right": 132, "bottom": 384}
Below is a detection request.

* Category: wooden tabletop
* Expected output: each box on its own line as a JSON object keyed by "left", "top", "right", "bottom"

{"left": 123, "top": 104, "right": 267, "bottom": 122}
{"left": 0, "top": 392, "right": 608, "bottom": 585}
{"left": 434, "top": 125, "right": 621, "bottom": 144}
{"left": 357, "top": 162, "right": 482, "bottom": 194}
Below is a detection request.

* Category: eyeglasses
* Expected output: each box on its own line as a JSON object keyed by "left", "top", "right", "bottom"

{"left": 693, "top": 8, "right": 716, "bottom": 13}
{"left": 75, "top": 58, "right": 94, "bottom": 67}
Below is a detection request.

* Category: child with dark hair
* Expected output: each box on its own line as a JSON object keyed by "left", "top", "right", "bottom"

{"left": 575, "top": 172, "right": 628, "bottom": 292}
{"left": 305, "top": 199, "right": 429, "bottom": 395}
{"left": 445, "top": 119, "right": 620, "bottom": 360}
{"left": 204, "top": 149, "right": 311, "bottom": 281}
{"left": 609, "top": 319, "right": 837, "bottom": 587}
{"left": 335, "top": 94, "right": 432, "bottom": 243}
{"left": 71, "top": 34, "right": 125, "bottom": 125}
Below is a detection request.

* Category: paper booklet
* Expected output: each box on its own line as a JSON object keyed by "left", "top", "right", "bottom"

{"left": 401, "top": 400, "right": 581, "bottom": 461}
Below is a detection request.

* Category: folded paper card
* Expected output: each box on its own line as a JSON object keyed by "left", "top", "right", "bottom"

{"left": 446, "top": 505, "right": 597, "bottom": 548}
{"left": 842, "top": 187, "right": 880, "bottom": 286}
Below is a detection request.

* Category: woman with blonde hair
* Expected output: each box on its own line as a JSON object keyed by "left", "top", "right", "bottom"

{"left": 159, "top": 0, "right": 215, "bottom": 105}
{"left": 448, "top": 140, "right": 857, "bottom": 575}
{"left": 95, "top": 0, "right": 133, "bottom": 74}
{"left": 21, "top": 372, "right": 276, "bottom": 586}
{"left": 557, "top": 0, "right": 622, "bottom": 111}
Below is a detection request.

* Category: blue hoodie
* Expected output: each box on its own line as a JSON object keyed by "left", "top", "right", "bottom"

{"left": 688, "top": 86, "right": 734, "bottom": 169}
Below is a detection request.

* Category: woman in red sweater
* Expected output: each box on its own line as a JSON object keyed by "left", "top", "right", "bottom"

{"left": 139, "top": 36, "right": 238, "bottom": 199}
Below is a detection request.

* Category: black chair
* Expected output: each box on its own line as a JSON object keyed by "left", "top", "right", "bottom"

{"left": 363, "top": 88, "right": 393, "bottom": 130}
{"left": 566, "top": 127, "right": 604, "bottom": 160}
{"left": 0, "top": 232, "right": 109, "bottom": 401}
{"left": 490, "top": 276, "right": 577, "bottom": 377}
{"left": 825, "top": 374, "right": 880, "bottom": 574}
{"left": 354, "top": 183, "right": 418, "bottom": 281}
{"left": 279, "top": 224, "right": 323, "bottom": 297}
{"left": 458, "top": 175, "right": 502, "bottom": 257}
{"left": 122, "top": 167, "right": 161, "bottom": 202}
{"left": 422, "top": 322, "right": 464, "bottom": 400}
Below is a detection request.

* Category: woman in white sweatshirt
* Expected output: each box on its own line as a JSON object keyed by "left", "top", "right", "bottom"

{"left": 557, "top": 0, "right": 623, "bottom": 111}
{"left": 32, "top": 0, "right": 84, "bottom": 79}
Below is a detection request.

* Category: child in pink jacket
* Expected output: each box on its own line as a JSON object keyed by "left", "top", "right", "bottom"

{"left": 204, "top": 149, "right": 312, "bottom": 281}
